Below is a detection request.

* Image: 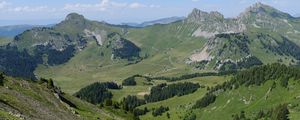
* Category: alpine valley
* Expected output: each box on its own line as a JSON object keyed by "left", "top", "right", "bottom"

{"left": 1, "top": 2, "right": 300, "bottom": 120}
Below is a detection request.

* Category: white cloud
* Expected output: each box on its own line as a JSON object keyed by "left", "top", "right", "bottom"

{"left": 63, "top": 0, "right": 112, "bottom": 11}
{"left": 63, "top": 0, "right": 159, "bottom": 11}
{"left": 0, "top": 0, "right": 54, "bottom": 13}
{"left": 191, "top": 0, "right": 199, "bottom": 2}
{"left": 149, "top": 4, "right": 160, "bottom": 8}
{"left": 0, "top": 0, "right": 9, "bottom": 9}
{"left": 111, "top": 2, "right": 128, "bottom": 8}
{"left": 9, "top": 6, "right": 49, "bottom": 12}
{"left": 128, "top": 3, "right": 146, "bottom": 8}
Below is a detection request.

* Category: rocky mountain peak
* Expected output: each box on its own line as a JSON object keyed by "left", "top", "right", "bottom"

{"left": 209, "top": 11, "right": 224, "bottom": 19}
{"left": 239, "top": 2, "right": 292, "bottom": 19}
{"left": 243, "top": 2, "right": 270, "bottom": 14}
{"left": 188, "top": 8, "right": 209, "bottom": 21}
{"left": 188, "top": 8, "right": 224, "bottom": 22}
{"left": 65, "top": 13, "right": 85, "bottom": 21}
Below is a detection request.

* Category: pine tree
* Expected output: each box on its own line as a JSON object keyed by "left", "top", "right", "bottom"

{"left": 0, "top": 73, "right": 4, "bottom": 86}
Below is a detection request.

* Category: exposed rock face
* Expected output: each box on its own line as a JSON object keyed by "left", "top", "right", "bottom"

{"left": 187, "top": 2, "right": 300, "bottom": 68}
{"left": 188, "top": 46, "right": 213, "bottom": 63}
{"left": 187, "top": 8, "right": 246, "bottom": 38}
{"left": 188, "top": 9, "right": 224, "bottom": 22}
{"left": 239, "top": 2, "right": 292, "bottom": 19}
{"left": 238, "top": 2, "right": 295, "bottom": 32}
{"left": 187, "top": 2, "right": 298, "bottom": 39}
{"left": 84, "top": 29, "right": 107, "bottom": 46}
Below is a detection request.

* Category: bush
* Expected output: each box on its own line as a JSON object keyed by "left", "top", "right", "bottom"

{"left": 122, "top": 76, "right": 137, "bottom": 86}
{"left": 47, "top": 79, "right": 55, "bottom": 89}
{"left": 133, "top": 107, "right": 149, "bottom": 116}
{"left": 152, "top": 106, "right": 169, "bottom": 117}
{"left": 0, "top": 73, "right": 4, "bottom": 86}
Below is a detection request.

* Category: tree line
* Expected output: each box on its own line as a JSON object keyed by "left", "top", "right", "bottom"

{"left": 0, "top": 72, "right": 4, "bottom": 86}
{"left": 219, "top": 56, "right": 263, "bottom": 72}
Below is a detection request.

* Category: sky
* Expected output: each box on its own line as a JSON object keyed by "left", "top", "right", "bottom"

{"left": 0, "top": 0, "right": 299, "bottom": 26}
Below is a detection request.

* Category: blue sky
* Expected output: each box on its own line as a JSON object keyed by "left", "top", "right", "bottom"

{"left": 0, "top": 0, "right": 299, "bottom": 26}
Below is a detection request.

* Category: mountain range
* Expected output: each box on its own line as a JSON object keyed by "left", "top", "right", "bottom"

{"left": 4, "top": 2, "right": 300, "bottom": 79}
{"left": 121, "top": 16, "right": 185, "bottom": 27}
{"left": 1, "top": 2, "right": 300, "bottom": 120}
{"left": 294, "top": 13, "right": 300, "bottom": 17}
{"left": 0, "top": 24, "right": 53, "bottom": 37}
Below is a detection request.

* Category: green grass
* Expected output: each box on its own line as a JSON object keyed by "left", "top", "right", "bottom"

{"left": 63, "top": 94, "right": 128, "bottom": 120}
{"left": 115, "top": 76, "right": 230, "bottom": 120}
{"left": 246, "top": 29, "right": 295, "bottom": 65}
{"left": 0, "top": 76, "right": 128, "bottom": 120}
{"left": 0, "top": 110, "right": 21, "bottom": 120}
{"left": 194, "top": 80, "right": 300, "bottom": 120}
{"left": 139, "top": 88, "right": 207, "bottom": 120}
{"left": 0, "top": 37, "right": 12, "bottom": 46}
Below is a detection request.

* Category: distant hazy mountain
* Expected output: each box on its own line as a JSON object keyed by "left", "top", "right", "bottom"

{"left": 122, "top": 16, "right": 185, "bottom": 27}
{"left": 294, "top": 13, "right": 300, "bottom": 17}
{"left": 0, "top": 24, "right": 53, "bottom": 37}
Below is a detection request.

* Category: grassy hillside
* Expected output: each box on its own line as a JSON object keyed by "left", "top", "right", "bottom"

{"left": 0, "top": 74, "right": 127, "bottom": 120}
{"left": 135, "top": 76, "right": 230, "bottom": 120}
{"left": 103, "top": 64, "right": 300, "bottom": 120}
{"left": 191, "top": 64, "right": 300, "bottom": 120}
{"left": 0, "top": 37, "right": 12, "bottom": 46}
{"left": 4, "top": 64, "right": 300, "bottom": 120}
{"left": 194, "top": 80, "right": 300, "bottom": 120}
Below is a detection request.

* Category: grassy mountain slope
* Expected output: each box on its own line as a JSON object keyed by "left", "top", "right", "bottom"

{"left": 192, "top": 64, "right": 300, "bottom": 120}
{"left": 0, "top": 74, "right": 127, "bottom": 120}
{"left": 125, "top": 64, "right": 300, "bottom": 120}
{"left": 195, "top": 80, "right": 300, "bottom": 120}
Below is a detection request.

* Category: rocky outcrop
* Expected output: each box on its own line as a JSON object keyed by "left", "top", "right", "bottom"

{"left": 84, "top": 29, "right": 107, "bottom": 46}
{"left": 187, "top": 9, "right": 246, "bottom": 38}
